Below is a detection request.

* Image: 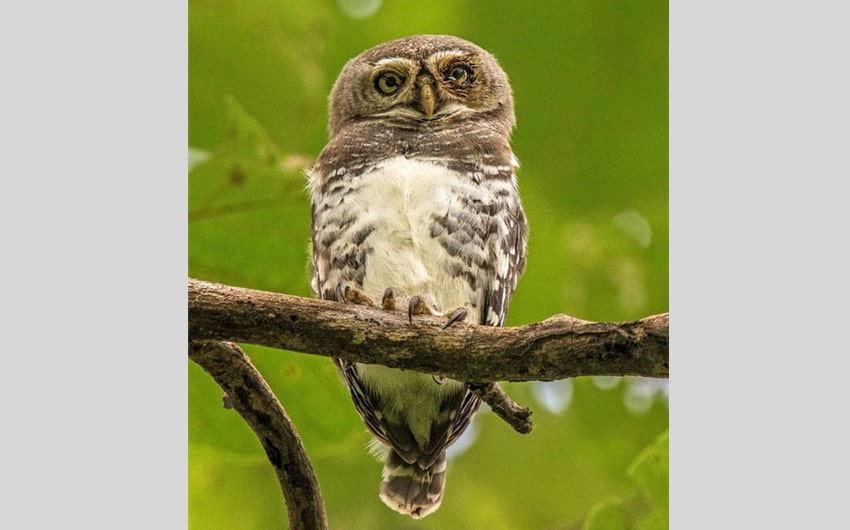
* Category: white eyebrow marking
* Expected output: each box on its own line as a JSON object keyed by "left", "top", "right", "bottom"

{"left": 373, "top": 57, "right": 417, "bottom": 68}
{"left": 428, "top": 49, "right": 469, "bottom": 61}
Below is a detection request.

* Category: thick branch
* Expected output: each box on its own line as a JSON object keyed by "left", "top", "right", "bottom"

{"left": 188, "top": 278, "right": 668, "bottom": 382}
{"left": 189, "top": 340, "right": 328, "bottom": 530}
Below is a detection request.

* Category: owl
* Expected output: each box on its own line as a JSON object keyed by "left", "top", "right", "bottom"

{"left": 308, "top": 34, "right": 528, "bottom": 519}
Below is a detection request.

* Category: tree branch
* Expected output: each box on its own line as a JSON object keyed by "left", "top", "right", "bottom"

{"left": 189, "top": 340, "right": 328, "bottom": 530}
{"left": 469, "top": 382, "right": 533, "bottom": 434}
{"left": 188, "top": 277, "right": 669, "bottom": 382}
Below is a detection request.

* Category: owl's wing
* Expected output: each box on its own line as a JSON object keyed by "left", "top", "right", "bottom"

{"left": 482, "top": 198, "right": 528, "bottom": 327}
{"left": 333, "top": 357, "right": 394, "bottom": 447}
{"left": 444, "top": 389, "right": 482, "bottom": 448}
{"left": 447, "top": 196, "right": 527, "bottom": 448}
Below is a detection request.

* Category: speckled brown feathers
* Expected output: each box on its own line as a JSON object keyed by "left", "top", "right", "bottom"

{"left": 308, "top": 34, "right": 528, "bottom": 519}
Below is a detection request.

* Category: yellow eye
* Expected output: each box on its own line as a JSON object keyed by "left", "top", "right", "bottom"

{"left": 446, "top": 65, "right": 472, "bottom": 86}
{"left": 375, "top": 72, "right": 404, "bottom": 95}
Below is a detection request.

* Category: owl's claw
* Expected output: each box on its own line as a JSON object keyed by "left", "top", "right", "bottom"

{"left": 408, "top": 295, "right": 432, "bottom": 324}
{"left": 337, "top": 283, "right": 376, "bottom": 307}
{"left": 381, "top": 288, "right": 396, "bottom": 310}
{"left": 442, "top": 307, "right": 468, "bottom": 329}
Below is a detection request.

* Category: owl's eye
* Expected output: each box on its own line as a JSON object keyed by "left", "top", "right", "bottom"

{"left": 375, "top": 72, "right": 404, "bottom": 95}
{"left": 445, "top": 65, "right": 473, "bottom": 86}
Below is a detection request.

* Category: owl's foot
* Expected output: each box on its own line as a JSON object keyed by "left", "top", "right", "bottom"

{"left": 407, "top": 296, "right": 468, "bottom": 329}
{"left": 337, "top": 283, "right": 376, "bottom": 307}
{"left": 338, "top": 284, "right": 400, "bottom": 312}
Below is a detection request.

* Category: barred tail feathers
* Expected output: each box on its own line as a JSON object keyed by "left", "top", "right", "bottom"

{"left": 379, "top": 449, "right": 447, "bottom": 519}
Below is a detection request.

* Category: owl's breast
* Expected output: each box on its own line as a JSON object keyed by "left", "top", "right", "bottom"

{"left": 356, "top": 158, "right": 472, "bottom": 310}
{"left": 315, "top": 155, "right": 506, "bottom": 317}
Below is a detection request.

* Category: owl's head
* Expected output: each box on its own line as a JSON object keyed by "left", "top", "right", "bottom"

{"left": 326, "top": 35, "right": 514, "bottom": 138}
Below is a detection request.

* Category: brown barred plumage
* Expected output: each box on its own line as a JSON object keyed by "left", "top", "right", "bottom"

{"left": 308, "top": 35, "right": 527, "bottom": 519}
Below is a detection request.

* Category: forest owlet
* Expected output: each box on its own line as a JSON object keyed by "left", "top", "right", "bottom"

{"left": 308, "top": 34, "right": 528, "bottom": 519}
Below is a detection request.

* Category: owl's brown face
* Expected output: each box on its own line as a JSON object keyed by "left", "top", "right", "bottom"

{"left": 327, "top": 35, "right": 514, "bottom": 137}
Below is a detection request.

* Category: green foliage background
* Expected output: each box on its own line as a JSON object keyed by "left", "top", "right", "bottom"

{"left": 189, "top": 1, "right": 668, "bottom": 528}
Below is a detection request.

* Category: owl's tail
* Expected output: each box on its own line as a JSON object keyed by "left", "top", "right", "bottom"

{"left": 379, "top": 449, "right": 446, "bottom": 519}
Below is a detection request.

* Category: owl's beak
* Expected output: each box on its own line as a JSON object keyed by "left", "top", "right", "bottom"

{"left": 418, "top": 84, "right": 436, "bottom": 120}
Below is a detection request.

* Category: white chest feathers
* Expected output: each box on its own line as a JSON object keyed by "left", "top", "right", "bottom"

{"left": 344, "top": 157, "right": 484, "bottom": 314}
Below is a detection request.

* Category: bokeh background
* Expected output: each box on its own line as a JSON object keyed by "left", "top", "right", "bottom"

{"left": 189, "top": 1, "right": 668, "bottom": 528}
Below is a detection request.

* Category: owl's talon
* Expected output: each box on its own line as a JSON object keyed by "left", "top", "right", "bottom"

{"left": 382, "top": 288, "right": 396, "bottom": 310}
{"left": 408, "top": 295, "right": 432, "bottom": 324}
{"left": 442, "top": 307, "right": 468, "bottom": 329}
{"left": 432, "top": 375, "right": 447, "bottom": 385}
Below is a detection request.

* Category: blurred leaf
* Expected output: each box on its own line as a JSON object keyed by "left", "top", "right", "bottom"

{"left": 629, "top": 430, "right": 669, "bottom": 529}
{"left": 188, "top": 95, "right": 313, "bottom": 292}
{"left": 584, "top": 502, "right": 630, "bottom": 530}
{"left": 581, "top": 429, "right": 669, "bottom": 530}
{"left": 188, "top": 147, "right": 211, "bottom": 171}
